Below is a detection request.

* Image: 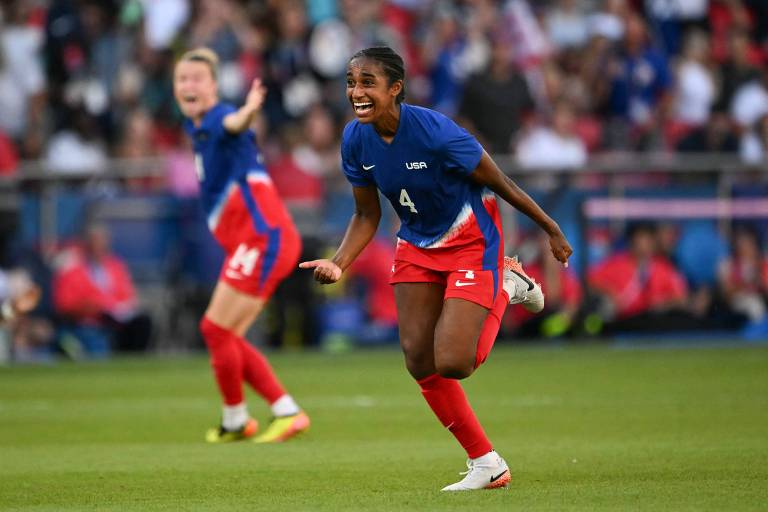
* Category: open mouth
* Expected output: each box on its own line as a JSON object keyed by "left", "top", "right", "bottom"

{"left": 353, "top": 101, "right": 373, "bottom": 115}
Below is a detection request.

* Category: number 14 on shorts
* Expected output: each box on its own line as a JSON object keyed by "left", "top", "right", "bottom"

{"left": 228, "top": 243, "right": 260, "bottom": 277}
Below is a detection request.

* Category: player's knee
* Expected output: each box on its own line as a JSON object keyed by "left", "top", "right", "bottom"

{"left": 402, "top": 344, "right": 434, "bottom": 379}
{"left": 199, "top": 317, "right": 228, "bottom": 348}
{"left": 435, "top": 355, "right": 474, "bottom": 380}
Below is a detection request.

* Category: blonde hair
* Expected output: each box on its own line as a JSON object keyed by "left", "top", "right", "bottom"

{"left": 178, "top": 47, "right": 219, "bottom": 80}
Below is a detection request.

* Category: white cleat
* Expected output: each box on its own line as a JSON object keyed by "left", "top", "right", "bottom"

{"left": 441, "top": 450, "right": 511, "bottom": 491}
{"left": 503, "top": 255, "right": 545, "bottom": 313}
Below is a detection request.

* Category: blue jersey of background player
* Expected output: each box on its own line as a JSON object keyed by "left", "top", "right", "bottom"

{"left": 182, "top": 102, "right": 268, "bottom": 232}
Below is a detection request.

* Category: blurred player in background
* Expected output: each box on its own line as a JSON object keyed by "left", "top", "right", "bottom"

{"left": 301, "top": 47, "right": 572, "bottom": 491}
{"left": 174, "top": 48, "right": 309, "bottom": 443}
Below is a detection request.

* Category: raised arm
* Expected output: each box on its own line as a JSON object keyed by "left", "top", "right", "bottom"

{"left": 300, "top": 185, "right": 382, "bottom": 284}
{"left": 469, "top": 151, "right": 573, "bottom": 265}
{"left": 222, "top": 79, "right": 266, "bottom": 134}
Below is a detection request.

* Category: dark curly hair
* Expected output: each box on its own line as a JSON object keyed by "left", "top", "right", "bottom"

{"left": 350, "top": 46, "right": 406, "bottom": 104}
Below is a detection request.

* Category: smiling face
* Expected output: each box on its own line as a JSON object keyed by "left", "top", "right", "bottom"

{"left": 346, "top": 57, "right": 402, "bottom": 124}
{"left": 173, "top": 59, "right": 218, "bottom": 122}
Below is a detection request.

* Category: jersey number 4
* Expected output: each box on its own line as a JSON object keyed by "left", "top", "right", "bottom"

{"left": 399, "top": 188, "right": 418, "bottom": 213}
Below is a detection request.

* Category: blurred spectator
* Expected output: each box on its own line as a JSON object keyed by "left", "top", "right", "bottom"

{"left": 0, "top": 130, "right": 18, "bottom": 175}
{"left": 458, "top": 41, "right": 534, "bottom": 153}
{"left": 516, "top": 101, "right": 587, "bottom": 171}
{"left": 545, "top": 0, "right": 590, "bottom": 50}
{"left": 53, "top": 223, "right": 152, "bottom": 357}
{"left": 587, "top": 0, "right": 629, "bottom": 43}
{"left": 672, "top": 29, "right": 715, "bottom": 128}
{"left": 262, "top": 0, "right": 320, "bottom": 127}
{"left": 188, "top": 0, "right": 259, "bottom": 102}
{"left": 509, "top": 233, "right": 583, "bottom": 338}
{"left": 717, "top": 225, "right": 768, "bottom": 324}
{"left": 0, "top": 0, "right": 46, "bottom": 157}
{"left": 713, "top": 29, "right": 761, "bottom": 112}
{"left": 421, "top": 4, "right": 489, "bottom": 116}
{"left": 709, "top": 0, "right": 761, "bottom": 64}
{"left": 140, "top": 0, "right": 190, "bottom": 50}
{"left": 644, "top": 0, "right": 709, "bottom": 56}
{"left": 586, "top": 223, "right": 696, "bottom": 334}
{"left": 730, "top": 68, "right": 768, "bottom": 131}
{"left": 267, "top": 124, "right": 325, "bottom": 218}
{"left": 605, "top": 13, "right": 672, "bottom": 149}
{"left": 740, "top": 113, "right": 768, "bottom": 164}
{"left": 44, "top": 106, "right": 107, "bottom": 174}
{"left": 676, "top": 109, "right": 739, "bottom": 152}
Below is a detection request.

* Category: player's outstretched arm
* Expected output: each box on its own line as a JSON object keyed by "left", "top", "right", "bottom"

{"left": 300, "top": 185, "right": 381, "bottom": 284}
{"left": 469, "top": 151, "right": 573, "bottom": 266}
{"left": 223, "top": 79, "right": 266, "bottom": 134}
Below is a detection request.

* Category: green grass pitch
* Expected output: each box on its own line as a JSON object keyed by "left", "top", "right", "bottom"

{"left": 1, "top": 344, "right": 766, "bottom": 511}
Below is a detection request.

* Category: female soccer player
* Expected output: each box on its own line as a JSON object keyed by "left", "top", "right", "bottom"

{"left": 174, "top": 48, "right": 309, "bottom": 443}
{"left": 300, "top": 47, "right": 572, "bottom": 490}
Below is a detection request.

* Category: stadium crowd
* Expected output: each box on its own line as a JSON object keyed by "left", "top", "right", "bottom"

{"left": 1, "top": 0, "right": 768, "bottom": 359}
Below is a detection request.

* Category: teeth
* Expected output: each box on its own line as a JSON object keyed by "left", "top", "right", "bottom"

{"left": 354, "top": 102, "right": 372, "bottom": 107}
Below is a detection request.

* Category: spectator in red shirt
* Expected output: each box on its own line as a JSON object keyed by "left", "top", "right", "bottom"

{"left": 717, "top": 225, "right": 768, "bottom": 324}
{"left": 53, "top": 223, "right": 151, "bottom": 357}
{"left": 587, "top": 223, "right": 696, "bottom": 335}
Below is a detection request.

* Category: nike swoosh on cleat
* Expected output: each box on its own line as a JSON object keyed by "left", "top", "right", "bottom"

{"left": 511, "top": 270, "right": 535, "bottom": 291}
{"left": 455, "top": 281, "right": 476, "bottom": 287}
{"left": 362, "top": 164, "right": 375, "bottom": 170}
{"left": 490, "top": 469, "right": 509, "bottom": 483}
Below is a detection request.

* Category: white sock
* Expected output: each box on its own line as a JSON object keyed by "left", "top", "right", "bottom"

{"left": 222, "top": 403, "right": 249, "bottom": 431}
{"left": 472, "top": 450, "right": 499, "bottom": 466}
{"left": 271, "top": 394, "right": 300, "bottom": 417}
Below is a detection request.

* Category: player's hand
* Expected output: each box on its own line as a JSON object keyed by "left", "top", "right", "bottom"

{"left": 299, "top": 259, "right": 343, "bottom": 284}
{"left": 244, "top": 78, "right": 266, "bottom": 113}
{"left": 12, "top": 285, "right": 41, "bottom": 315}
{"left": 549, "top": 232, "right": 573, "bottom": 268}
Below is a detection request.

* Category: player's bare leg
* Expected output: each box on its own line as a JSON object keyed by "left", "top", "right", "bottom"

{"left": 202, "top": 281, "right": 307, "bottom": 443}
{"left": 394, "top": 282, "right": 444, "bottom": 379}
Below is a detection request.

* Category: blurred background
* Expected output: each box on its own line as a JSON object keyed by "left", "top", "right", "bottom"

{"left": 0, "top": 0, "right": 767, "bottom": 363}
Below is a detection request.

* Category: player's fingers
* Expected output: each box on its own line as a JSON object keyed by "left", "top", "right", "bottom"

{"left": 299, "top": 260, "right": 322, "bottom": 269}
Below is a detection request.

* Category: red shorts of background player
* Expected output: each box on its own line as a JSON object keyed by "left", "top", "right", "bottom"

{"left": 211, "top": 175, "right": 302, "bottom": 299}
{"left": 389, "top": 238, "right": 503, "bottom": 310}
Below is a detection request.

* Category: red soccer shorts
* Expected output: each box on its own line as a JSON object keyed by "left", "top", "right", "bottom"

{"left": 389, "top": 240, "right": 502, "bottom": 309}
{"left": 213, "top": 177, "right": 301, "bottom": 299}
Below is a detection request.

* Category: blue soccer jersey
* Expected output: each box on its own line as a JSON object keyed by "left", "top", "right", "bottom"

{"left": 182, "top": 102, "right": 270, "bottom": 229}
{"left": 341, "top": 103, "right": 500, "bottom": 258}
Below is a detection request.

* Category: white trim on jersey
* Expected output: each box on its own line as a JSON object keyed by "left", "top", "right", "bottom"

{"left": 423, "top": 202, "right": 473, "bottom": 249}
{"left": 421, "top": 191, "right": 497, "bottom": 249}
{"left": 245, "top": 171, "right": 273, "bottom": 186}
{"left": 208, "top": 181, "right": 239, "bottom": 232}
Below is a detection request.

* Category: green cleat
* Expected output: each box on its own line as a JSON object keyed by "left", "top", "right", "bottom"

{"left": 252, "top": 411, "right": 310, "bottom": 443}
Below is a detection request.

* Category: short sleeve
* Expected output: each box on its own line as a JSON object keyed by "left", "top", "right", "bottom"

{"left": 439, "top": 117, "right": 483, "bottom": 177}
{"left": 341, "top": 125, "right": 375, "bottom": 187}
{"left": 203, "top": 103, "right": 236, "bottom": 139}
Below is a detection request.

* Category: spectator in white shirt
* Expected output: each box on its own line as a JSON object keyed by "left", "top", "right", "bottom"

{"left": 673, "top": 29, "right": 715, "bottom": 126}
{"left": 516, "top": 101, "right": 587, "bottom": 171}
